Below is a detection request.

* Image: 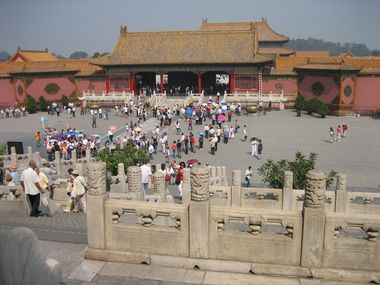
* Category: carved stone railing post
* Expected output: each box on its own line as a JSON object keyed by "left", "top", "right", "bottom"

{"left": 117, "top": 163, "right": 127, "bottom": 193}
{"left": 189, "top": 166, "right": 210, "bottom": 258}
{"left": 75, "top": 162, "right": 85, "bottom": 177}
{"left": 86, "top": 162, "right": 108, "bottom": 251}
{"left": 282, "top": 171, "right": 293, "bottom": 210}
{"left": 10, "top": 147, "right": 17, "bottom": 165}
{"left": 33, "top": 152, "right": 41, "bottom": 167}
{"left": 71, "top": 150, "right": 77, "bottom": 164}
{"left": 209, "top": 166, "right": 216, "bottom": 185}
{"left": 335, "top": 173, "right": 347, "bottom": 213}
{"left": 127, "top": 166, "right": 143, "bottom": 200}
{"left": 182, "top": 168, "right": 191, "bottom": 206}
{"left": 216, "top": 166, "right": 221, "bottom": 185}
{"left": 54, "top": 151, "right": 62, "bottom": 176}
{"left": 231, "top": 169, "right": 241, "bottom": 207}
{"left": 301, "top": 170, "right": 326, "bottom": 268}
{"left": 221, "top": 166, "right": 227, "bottom": 186}
{"left": 153, "top": 172, "right": 166, "bottom": 202}
{"left": 27, "top": 146, "right": 33, "bottom": 162}
{"left": 85, "top": 148, "right": 91, "bottom": 163}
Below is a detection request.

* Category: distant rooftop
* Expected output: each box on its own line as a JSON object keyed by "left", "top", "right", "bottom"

{"left": 10, "top": 48, "right": 58, "bottom": 62}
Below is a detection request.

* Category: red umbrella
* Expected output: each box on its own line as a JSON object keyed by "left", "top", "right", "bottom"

{"left": 187, "top": 159, "right": 199, "bottom": 165}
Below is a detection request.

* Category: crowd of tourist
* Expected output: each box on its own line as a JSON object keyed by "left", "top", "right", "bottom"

{"left": 0, "top": 106, "right": 26, "bottom": 118}
{"left": 8, "top": 96, "right": 266, "bottom": 218}
{"left": 34, "top": 127, "right": 100, "bottom": 161}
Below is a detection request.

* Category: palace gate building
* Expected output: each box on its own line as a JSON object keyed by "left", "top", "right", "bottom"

{"left": 0, "top": 18, "right": 379, "bottom": 115}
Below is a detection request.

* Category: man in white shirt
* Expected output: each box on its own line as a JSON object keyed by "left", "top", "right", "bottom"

{"left": 108, "top": 129, "right": 113, "bottom": 142}
{"left": 140, "top": 163, "right": 152, "bottom": 195}
{"left": 148, "top": 144, "right": 155, "bottom": 159}
{"left": 20, "top": 160, "right": 44, "bottom": 217}
{"left": 245, "top": 166, "right": 253, "bottom": 187}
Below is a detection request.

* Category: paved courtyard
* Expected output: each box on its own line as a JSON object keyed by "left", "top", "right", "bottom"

{"left": 0, "top": 108, "right": 379, "bottom": 190}
{"left": 1, "top": 108, "right": 380, "bottom": 285}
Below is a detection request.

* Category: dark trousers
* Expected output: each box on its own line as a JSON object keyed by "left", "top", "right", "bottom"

{"left": 28, "top": 193, "right": 40, "bottom": 217}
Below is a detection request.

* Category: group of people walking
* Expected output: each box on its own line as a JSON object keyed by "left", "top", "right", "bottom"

{"left": 329, "top": 123, "right": 348, "bottom": 143}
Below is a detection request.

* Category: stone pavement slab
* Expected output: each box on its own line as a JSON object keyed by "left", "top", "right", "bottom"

{"left": 34, "top": 239, "right": 366, "bottom": 285}
{"left": 151, "top": 110, "right": 380, "bottom": 190}
{"left": 67, "top": 260, "right": 106, "bottom": 282}
{"left": 1, "top": 109, "right": 380, "bottom": 189}
{"left": 0, "top": 211, "right": 87, "bottom": 243}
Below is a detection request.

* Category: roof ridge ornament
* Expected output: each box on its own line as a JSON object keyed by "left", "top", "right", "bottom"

{"left": 120, "top": 25, "right": 127, "bottom": 36}
{"left": 202, "top": 18, "right": 208, "bottom": 24}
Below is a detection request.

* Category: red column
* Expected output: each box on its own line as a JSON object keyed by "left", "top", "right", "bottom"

{"left": 230, "top": 73, "right": 235, "bottom": 93}
{"left": 198, "top": 73, "right": 202, "bottom": 95}
{"left": 105, "top": 77, "right": 110, "bottom": 93}
{"left": 129, "top": 73, "right": 134, "bottom": 94}
{"left": 160, "top": 73, "right": 164, "bottom": 94}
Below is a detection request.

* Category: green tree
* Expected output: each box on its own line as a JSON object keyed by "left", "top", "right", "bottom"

{"left": 97, "top": 142, "right": 150, "bottom": 176}
{"left": 294, "top": 94, "right": 306, "bottom": 110}
{"left": 285, "top": 38, "right": 377, "bottom": 56}
{"left": 26, "top": 95, "right": 38, "bottom": 114}
{"left": 0, "top": 143, "right": 7, "bottom": 155}
{"left": 315, "top": 100, "right": 329, "bottom": 118}
{"left": 61, "top": 95, "right": 69, "bottom": 107}
{"left": 69, "top": 51, "right": 88, "bottom": 59}
{"left": 38, "top": 96, "right": 49, "bottom": 111}
{"left": 0, "top": 51, "right": 10, "bottom": 61}
{"left": 304, "top": 98, "right": 320, "bottom": 115}
{"left": 257, "top": 151, "right": 337, "bottom": 189}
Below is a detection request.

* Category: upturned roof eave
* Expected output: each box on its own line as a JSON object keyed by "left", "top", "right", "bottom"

{"left": 92, "top": 58, "right": 273, "bottom": 67}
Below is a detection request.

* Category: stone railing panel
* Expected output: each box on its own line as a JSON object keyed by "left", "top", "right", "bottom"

{"left": 209, "top": 185, "right": 231, "bottom": 207}
{"left": 104, "top": 199, "right": 189, "bottom": 257}
{"left": 346, "top": 192, "right": 380, "bottom": 215}
{"left": 209, "top": 206, "right": 302, "bottom": 265}
{"left": 291, "top": 189, "right": 336, "bottom": 212}
{"left": 324, "top": 213, "right": 380, "bottom": 271}
{"left": 241, "top": 188, "right": 283, "bottom": 209}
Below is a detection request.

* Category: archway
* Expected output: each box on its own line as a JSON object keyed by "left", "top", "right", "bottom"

{"left": 167, "top": 72, "right": 198, "bottom": 96}
{"left": 135, "top": 72, "right": 158, "bottom": 96}
{"left": 202, "top": 71, "right": 230, "bottom": 95}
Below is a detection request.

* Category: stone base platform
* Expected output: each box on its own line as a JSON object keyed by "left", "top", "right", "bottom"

{"left": 84, "top": 249, "right": 380, "bottom": 284}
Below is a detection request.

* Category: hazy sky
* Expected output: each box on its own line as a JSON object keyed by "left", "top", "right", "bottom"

{"left": 1, "top": 0, "right": 379, "bottom": 57}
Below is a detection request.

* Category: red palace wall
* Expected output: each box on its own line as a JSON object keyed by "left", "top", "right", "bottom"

{"left": 15, "top": 79, "right": 27, "bottom": 105}
{"left": 0, "top": 79, "right": 16, "bottom": 106}
{"left": 354, "top": 76, "right": 380, "bottom": 111}
{"left": 76, "top": 79, "right": 106, "bottom": 94}
{"left": 298, "top": 75, "right": 339, "bottom": 104}
{"left": 26, "top": 77, "right": 76, "bottom": 101}
{"left": 263, "top": 78, "right": 297, "bottom": 95}
{"left": 341, "top": 77, "right": 355, "bottom": 107}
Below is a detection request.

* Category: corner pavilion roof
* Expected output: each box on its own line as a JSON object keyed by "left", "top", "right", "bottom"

{"left": 294, "top": 63, "right": 360, "bottom": 72}
{"left": 292, "top": 50, "right": 331, "bottom": 57}
{"left": 93, "top": 25, "right": 273, "bottom": 66}
{"left": 10, "top": 49, "right": 58, "bottom": 62}
{"left": 199, "top": 18, "right": 289, "bottom": 42}
{"left": 0, "top": 60, "right": 103, "bottom": 77}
